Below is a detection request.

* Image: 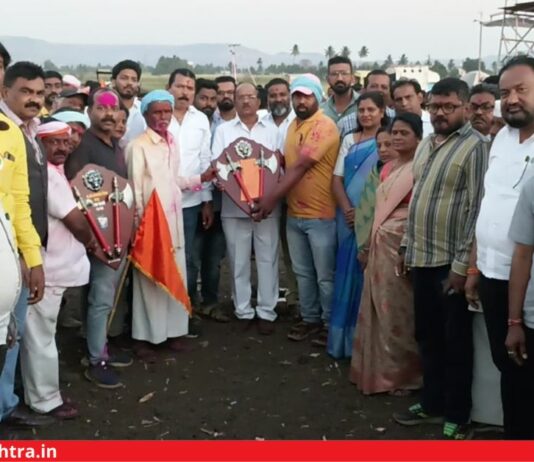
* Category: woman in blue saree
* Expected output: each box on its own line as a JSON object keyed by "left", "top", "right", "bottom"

{"left": 328, "top": 92, "right": 389, "bottom": 358}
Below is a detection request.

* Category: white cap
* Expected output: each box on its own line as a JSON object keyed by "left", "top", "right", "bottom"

{"left": 62, "top": 74, "right": 81, "bottom": 89}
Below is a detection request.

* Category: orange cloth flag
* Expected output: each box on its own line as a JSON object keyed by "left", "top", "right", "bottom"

{"left": 129, "top": 190, "right": 191, "bottom": 314}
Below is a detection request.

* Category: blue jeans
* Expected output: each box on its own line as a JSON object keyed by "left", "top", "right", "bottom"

{"left": 194, "top": 212, "right": 226, "bottom": 305}
{"left": 183, "top": 205, "right": 201, "bottom": 305}
{"left": 86, "top": 257, "right": 121, "bottom": 364}
{"left": 0, "top": 286, "right": 29, "bottom": 420}
{"left": 286, "top": 217, "right": 336, "bottom": 324}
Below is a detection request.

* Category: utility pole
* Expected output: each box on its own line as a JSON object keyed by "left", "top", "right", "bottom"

{"left": 228, "top": 44, "right": 240, "bottom": 81}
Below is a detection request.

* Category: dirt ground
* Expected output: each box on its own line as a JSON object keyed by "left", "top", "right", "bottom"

{"left": 5, "top": 262, "right": 502, "bottom": 441}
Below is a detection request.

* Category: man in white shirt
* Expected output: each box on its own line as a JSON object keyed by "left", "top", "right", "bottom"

{"left": 466, "top": 56, "right": 534, "bottom": 439}
{"left": 212, "top": 82, "right": 281, "bottom": 335}
{"left": 391, "top": 79, "right": 433, "bottom": 138}
{"left": 262, "top": 78, "right": 298, "bottom": 309}
{"left": 111, "top": 60, "right": 146, "bottom": 146}
{"left": 167, "top": 69, "right": 214, "bottom": 313}
{"left": 262, "top": 78, "right": 296, "bottom": 142}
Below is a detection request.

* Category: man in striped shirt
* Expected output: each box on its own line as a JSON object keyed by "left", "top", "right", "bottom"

{"left": 393, "top": 78, "right": 490, "bottom": 440}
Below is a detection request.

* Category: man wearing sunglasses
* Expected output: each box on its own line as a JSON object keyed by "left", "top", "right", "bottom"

{"left": 394, "top": 77, "right": 489, "bottom": 440}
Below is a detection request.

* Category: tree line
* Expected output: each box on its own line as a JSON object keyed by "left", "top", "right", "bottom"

{"left": 42, "top": 45, "right": 498, "bottom": 81}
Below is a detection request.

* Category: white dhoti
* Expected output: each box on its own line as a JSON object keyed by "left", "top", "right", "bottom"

{"left": 132, "top": 247, "right": 189, "bottom": 344}
{"left": 222, "top": 217, "right": 280, "bottom": 321}
{"left": 20, "top": 286, "right": 65, "bottom": 413}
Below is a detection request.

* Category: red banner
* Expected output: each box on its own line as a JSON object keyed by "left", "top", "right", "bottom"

{"left": 0, "top": 441, "right": 534, "bottom": 462}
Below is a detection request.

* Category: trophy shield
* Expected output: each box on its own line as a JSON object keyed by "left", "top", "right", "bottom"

{"left": 214, "top": 137, "right": 282, "bottom": 217}
{"left": 70, "top": 164, "right": 135, "bottom": 269}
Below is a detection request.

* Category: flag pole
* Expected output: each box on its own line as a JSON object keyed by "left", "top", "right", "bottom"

{"left": 107, "top": 257, "right": 131, "bottom": 333}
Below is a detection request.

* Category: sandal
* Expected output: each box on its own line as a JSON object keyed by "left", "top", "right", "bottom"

{"left": 287, "top": 321, "right": 322, "bottom": 341}
{"left": 209, "top": 306, "right": 230, "bottom": 323}
{"left": 49, "top": 402, "right": 79, "bottom": 420}
{"left": 311, "top": 326, "right": 329, "bottom": 347}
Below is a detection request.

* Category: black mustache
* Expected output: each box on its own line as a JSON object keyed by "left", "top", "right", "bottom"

{"left": 25, "top": 102, "right": 41, "bottom": 109}
{"left": 178, "top": 97, "right": 188, "bottom": 100}
{"left": 101, "top": 117, "right": 115, "bottom": 123}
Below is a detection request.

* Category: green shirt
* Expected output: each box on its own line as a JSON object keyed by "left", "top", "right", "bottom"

{"left": 403, "top": 122, "right": 489, "bottom": 276}
{"left": 320, "top": 90, "right": 359, "bottom": 124}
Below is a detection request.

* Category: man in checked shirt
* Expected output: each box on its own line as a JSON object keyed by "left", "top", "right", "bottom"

{"left": 393, "top": 78, "right": 490, "bottom": 440}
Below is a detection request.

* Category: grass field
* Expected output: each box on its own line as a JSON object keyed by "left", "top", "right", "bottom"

{"left": 78, "top": 72, "right": 296, "bottom": 91}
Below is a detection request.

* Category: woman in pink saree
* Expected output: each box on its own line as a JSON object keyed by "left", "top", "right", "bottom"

{"left": 350, "top": 113, "right": 423, "bottom": 395}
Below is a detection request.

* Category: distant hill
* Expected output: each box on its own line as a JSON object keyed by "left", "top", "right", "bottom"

{"left": 0, "top": 36, "right": 326, "bottom": 68}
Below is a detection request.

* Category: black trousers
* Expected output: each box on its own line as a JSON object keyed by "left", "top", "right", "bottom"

{"left": 479, "top": 274, "right": 534, "bottom": 439}
{"left": 411, "top": 266, "right": 473, "bottom": 424}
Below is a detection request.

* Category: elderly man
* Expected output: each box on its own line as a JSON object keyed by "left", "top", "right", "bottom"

{"left": 20, "top": 121, "right": 94, "bottom": 420}
{"left": 212, "top": 82, "right": 282, "bottom": 334}
{"left": 253, "top": 74, "right": 340, "bottom": 344}
{"left": 126, "top": 90, "right": 216, "bottom": 358}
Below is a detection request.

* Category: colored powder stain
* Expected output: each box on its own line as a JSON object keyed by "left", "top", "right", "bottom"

{"left": 96, "top": 91, "right": 119, "bottom": 106}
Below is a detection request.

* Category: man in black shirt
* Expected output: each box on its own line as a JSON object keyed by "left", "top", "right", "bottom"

{"left": 65, "top": 89, "right": 131, "bottom": 389}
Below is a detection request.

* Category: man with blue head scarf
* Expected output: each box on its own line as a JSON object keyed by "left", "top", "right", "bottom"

{"left": 253, "top": 73, "right": 340, "bottom": 347}
{"left": 125, "top": 90, "right": 216, "bottom": 361}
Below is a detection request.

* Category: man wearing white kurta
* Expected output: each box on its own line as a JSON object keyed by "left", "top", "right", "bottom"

{"left": 21, "top": 121, "right": 93, "bottom": 418}
{"left": 126, "top": 90, "right": 215, "bottom": 352}
{"left": 212, "top": 83, "right": 281, "bottom": 335}
{"left": 167, "top": 69, "right": 213, "bottom": 308}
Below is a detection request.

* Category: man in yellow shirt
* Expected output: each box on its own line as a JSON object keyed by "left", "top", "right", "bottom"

{"left": 0, "top": 54, "right": 50, "bottom": 427}
{"left": 253, "top": 74, "right": 340, "bottom": 346}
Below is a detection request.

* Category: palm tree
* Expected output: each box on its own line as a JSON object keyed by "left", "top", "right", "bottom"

{"left": 341, "top": 46, "right": 351, "bottom": 58}
{"left": 358, "top": 46, "right": 369, "bottom": 59}
{"left": 398, "top": 54, "right": 408, "bottom": 65}
{"left": 325, "top": 45, "right": 336, "bottom": 59}
{"left": 257, "top": 57, "right": 263, "bottom": 73}
{"left": 291, "top": 44, "right": 300, "bottom": 62}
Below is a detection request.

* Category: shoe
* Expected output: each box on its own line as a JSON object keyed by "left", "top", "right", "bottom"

{"left": 3, "top": 406, "right": 55, "bottom": 427}
{"left": 108, "top": 351, "right": 133, "bottom": 368}
{"left": 185, "top": 316, "right": 202, "bottom": 338}
{"left": 235, "top": 317, "right": 256, "bottom": 331}
{"left": 443, "top": 422, "right": 473, "bottom": 440}
{"left": 310, "top": 326, "right": 329, "bottom": 347}
{"left": 287, "top": 321, "right": 322, "bottom": 341}
{"left": 393, "top": 403, "right": 443, "bottom": 426}
{"left": 167, "top": 337, "right": 193, "bottom": 352}
{"left": 257, "top": 319, "right": 275, "bottom": 335}
{"left": 84, "top": 361, "right": 122, "bottom": 389}
{"left": 48, "top": 402, "right": 79, "bottom": 420}
{"left": 133, "top": 341, "right": 157, "bottom": 363}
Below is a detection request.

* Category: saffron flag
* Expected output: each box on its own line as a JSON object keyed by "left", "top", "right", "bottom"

{"left": 129, "top": 190, "right": 191, "bottom": 314}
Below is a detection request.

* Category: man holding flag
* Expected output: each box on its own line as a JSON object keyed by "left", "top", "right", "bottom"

{"left": 126, "top": 90, "right": 216, "bottom": 361}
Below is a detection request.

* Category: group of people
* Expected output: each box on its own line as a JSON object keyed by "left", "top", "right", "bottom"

{"left": 0, "top": 40, "right": 533, "bottom": 441}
